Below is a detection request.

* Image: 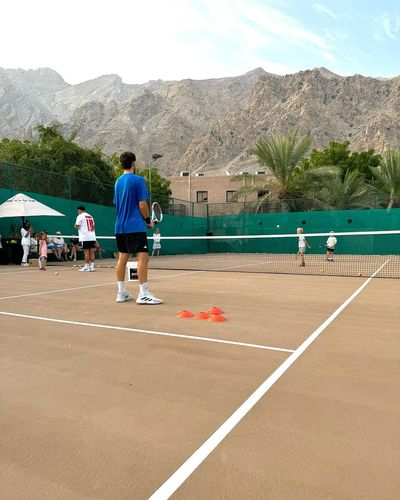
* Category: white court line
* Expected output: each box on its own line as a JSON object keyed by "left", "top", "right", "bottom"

{"left": 0, "top": 281, "right": 118, "bottom": 300}
{"left": 0, "top": 269, "right": 38, "bottom": 276}
{"left": 0, "top": 270, "right": 204, "bottom": 301}
{"left": 0, "top": 311, "right": 294, "bottom": 353}
{"left": 148, "top": 259, "right": 390, "bottom": 500}
{"left": 0, "top": 261, "right": 273, "bottom": 301}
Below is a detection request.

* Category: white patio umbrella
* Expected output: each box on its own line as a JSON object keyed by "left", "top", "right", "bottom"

{"left": 0, "top": 193, "right": 65, "bottom": 218}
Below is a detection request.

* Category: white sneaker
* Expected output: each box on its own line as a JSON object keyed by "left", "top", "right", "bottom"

{"left": 90, "top": 266, "right": 96, "bottom": 272}
{"left": 79, "top": 266, "right": 91, "bottom": 272}
{"left": 116, "top": 292, "right": 134, "bottom": 303}
{"left": 136, "top": 291, "right": 163, "bottom": 305}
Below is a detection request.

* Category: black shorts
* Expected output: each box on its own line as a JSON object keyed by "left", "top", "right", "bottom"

{"left": 116, "top": 232, "right": 148, "bottom": 254}
{"left": 82, "top": 240, "right": 96, "bottom": 249}
{"left": 326, "top": 247, "right": 335, "bottom": 252}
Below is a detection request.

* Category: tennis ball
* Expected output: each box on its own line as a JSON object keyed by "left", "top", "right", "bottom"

{"left": 54, "top": 272, "right": 59, "bottom": 275}
{"left": 358, "top": 272, "right": 362, "bottom": 277}
{"left": 320, "top": 269, "right": 325, "bottom": 273}
{"left": 276, "top": 224, "right": 280, "bottom": 228}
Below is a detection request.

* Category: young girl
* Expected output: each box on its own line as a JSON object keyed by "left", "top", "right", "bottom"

{"left": 39, "top": 233, "right": 48, "bottom": 270}
{"left": 297, "top": 227, "right": 311, "bottom": 267}
{"left": 152, "top": 228, "right": 161, "bottom": 256}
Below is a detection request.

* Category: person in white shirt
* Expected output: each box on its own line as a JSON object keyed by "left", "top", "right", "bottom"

{"left": 151, "top": 228, "right": 161, "bottom": 256}
{"left": 53, "top": 231, "right": 68, "bottom": 260}
{"left": 325, "top": 231, "right": 337, "bottom": 262}
{"left": 74, "top": 205, "right": 97, "bottom": 272}
{"left": 47, "top": 232, "right": 63, "bottom": 260}
{"left": 20, "top": 220, "right": 32, "bottom": 266}
{"left": 297, "top": 227, "right": 311, "bottom": 267}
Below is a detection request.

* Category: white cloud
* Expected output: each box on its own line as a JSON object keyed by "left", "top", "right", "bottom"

{"left": 323, "top": 29, "right": 348, "bottom": 43}
{"left": 381, "top": 13, "right": 400, "bottom": 39}
{"left": 0, "top": 0, "right": 346, "bottom": 84}
{"left": 323, "top": 51, "right": 336, "bottom": 62}
{"left": 233, "top": 0, "right": 330, "bottom": 50}
{"left": 373, "top": 32, "right": 385, "bottom": 42}
{"left": 314, "top": 3, "right": 339, "bottom": 20}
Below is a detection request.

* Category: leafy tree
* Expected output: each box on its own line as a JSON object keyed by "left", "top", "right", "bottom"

{"left": 0, "top": 123, "right": 115, "bottom": 185}
{"left": 346, "top": 150, "right": 381, "bottom": 179}
{"left": 370, "top": 149, "right": 400, "bottom": 208}
{"left": 305, "top": 140, "right": 351, "bottom": 169}
{"left": 304, "top": 141, "right": 381, "bottom": 180}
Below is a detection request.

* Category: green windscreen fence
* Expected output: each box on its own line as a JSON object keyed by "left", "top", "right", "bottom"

{"left": 1, "top": 183, "right": 399, "bottom": 273}
{"left": 0, "top": 188, "right": 207, "bottom": 258}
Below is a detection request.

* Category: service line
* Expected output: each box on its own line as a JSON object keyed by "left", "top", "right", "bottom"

{"left": 0, "top": 311, "right": 294, "bottom": 354}
{"left": 0, "top": 270, "right": 204, "bottom": 301}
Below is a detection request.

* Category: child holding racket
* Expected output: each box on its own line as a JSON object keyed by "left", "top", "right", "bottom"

{"left": 325, "top": 231, "right": 337, "bottom": 262}
{"left": 113, "top": 151, "right": 163, "bottom": 305}
{"left": 297, "top": 227, "right": 311, "bottom": 267}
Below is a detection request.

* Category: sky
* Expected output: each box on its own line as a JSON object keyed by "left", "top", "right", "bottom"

{"left": 1, "top": 0, "right": 399, "bottom": 84}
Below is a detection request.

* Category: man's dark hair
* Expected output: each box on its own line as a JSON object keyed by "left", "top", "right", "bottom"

{"left": 120, "top": 151, "right": 136, "bottom": 169}
{"left": 77, "top": 205, "right": 85, "bottom": 211}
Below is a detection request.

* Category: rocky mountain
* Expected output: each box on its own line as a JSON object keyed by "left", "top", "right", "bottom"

{"left": 0, "top": 66, "right": 399, "bottom": 175}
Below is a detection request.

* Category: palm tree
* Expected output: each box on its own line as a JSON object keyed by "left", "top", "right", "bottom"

{"left": 233, "top": 130, "right": 312, "bottom": 211}
{"left": 313, "top": 169, "right": 373, "bottom": 210}
{"left": 251, "top": 129, "right": 312, "bottom": 199}
{"left": 370, "top": 149, "right": 400, "bottom": 208}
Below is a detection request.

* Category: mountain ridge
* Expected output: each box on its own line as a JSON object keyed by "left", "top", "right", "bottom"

{"left": 0, "top": 66, "right": 399, "bottom": 175}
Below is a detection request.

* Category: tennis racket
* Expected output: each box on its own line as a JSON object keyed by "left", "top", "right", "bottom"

{"left": 151, "top": 202, "right": 163, "bottom": 224}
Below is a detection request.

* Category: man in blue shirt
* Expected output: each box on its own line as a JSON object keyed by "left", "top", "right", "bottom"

{"left": 114, "top": 151, "right": 163, "bottom": 304}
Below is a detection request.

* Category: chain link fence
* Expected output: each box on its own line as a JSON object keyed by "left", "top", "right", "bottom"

{"left": 0, "top": 162, "right": 386, "bottom": 217}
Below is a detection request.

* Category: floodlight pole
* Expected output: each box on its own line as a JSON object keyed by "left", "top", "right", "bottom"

{"left": 148, "top": 153, "right": 162, "bottom": 206}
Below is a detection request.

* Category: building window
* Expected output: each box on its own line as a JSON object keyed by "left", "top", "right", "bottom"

{"left": 257, "top": 189, "right": 269, "bottom": 199}
{"left": 226, "top": 190, "right": 237, "bottom": 202}
{"left": 197, "top": 191, "right": 208, "bottom": 203}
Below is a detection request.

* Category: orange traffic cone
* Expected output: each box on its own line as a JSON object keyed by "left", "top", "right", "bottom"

{"left": 194, "top": 312, "right": 209, "bottom": 320}
{"left": 207, "top": 306, "right": 224, "bottom": 315}
{"left": 176, "top": 310, "right": 194, "bottom": 318}
{"left": 208, "top": 314, "right": 226, "bottom": 322}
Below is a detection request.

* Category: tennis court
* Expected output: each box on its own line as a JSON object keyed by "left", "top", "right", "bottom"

{"left": 1, "top": 259, "right": 399, "bottom": 499}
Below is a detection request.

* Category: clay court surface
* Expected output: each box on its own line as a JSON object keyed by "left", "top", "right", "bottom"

{"left": 1, "top": 261, "right": 399, "bottom": 499}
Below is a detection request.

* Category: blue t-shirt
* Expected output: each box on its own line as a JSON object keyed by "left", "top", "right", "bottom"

{"left": 114, "top": 173, "right": 148, "bottom": 234}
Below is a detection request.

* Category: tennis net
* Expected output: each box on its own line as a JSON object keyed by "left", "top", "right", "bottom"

{"left": 62, "top": 230, "right": 400, "bottom": 279}
{"left": 144, "top": 230, "right": 400, "bottom": 279}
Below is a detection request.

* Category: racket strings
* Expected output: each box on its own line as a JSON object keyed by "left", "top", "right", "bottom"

{"left": 151, "top": 202, "right": 163, "bottom": 223}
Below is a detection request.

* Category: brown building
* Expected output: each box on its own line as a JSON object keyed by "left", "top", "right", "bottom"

{"left": 168, "top": 173, "right": 272, "bottom": 206}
